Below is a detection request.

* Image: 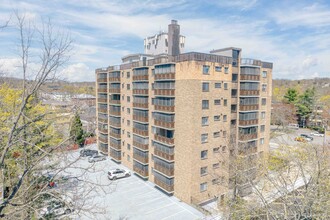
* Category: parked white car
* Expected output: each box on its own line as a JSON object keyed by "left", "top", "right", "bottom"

{"left": 108, "top": 169, "right": 131, "bottom": 180}
{"left": 310, "top": 131, "right": 324, "bottom": 137}
{"left": 88, "top": 155, "right": 106, "bottom": 163}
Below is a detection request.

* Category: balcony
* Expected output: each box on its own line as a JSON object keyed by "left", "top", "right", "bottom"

{"left": 133, "top": 128, "right": 148, "bottom": 137}
{"left": 109, "top": 99, "right": 121, "bottom": 105}
{"left": 133, "top": 166, "right": 148, "bottom": 178}
{"left": 133, "top": 141, "right": 148, "bottom": 151}
{"left": 154, "top": 89, "right": 175, "bottom": 96}
{"left": 99, "top": 108, "right": 107, "bottom": 113}
{"left": 98, "top": 98, "right": 107, "bottom": 103}
{"left": 109, "top": 76, "right": 120, "bottom": 82}
{"left": 239, "top": 105, "right": 259, "bottom": 111}
{"left": 99, "top": 128, "right": 108, "bottom": 134}
{"left": 109, "top": 88, "right": 120, "bottom": 93}
{"left": 133, "top": 153, "right": 149, "bottom": 164}
{"left": 109, "top": 121, "right": 121, "bottom": 128}
{"left": 240, "top": 75, "right": 260, "bottom": 81}
{"left": 109, "top": 111, "right": 121, "bottom": 116}
{"left": 154, "top": 105, "right": 175, "bottom": 113}
{"left": 98, "top": 118, "right": 108, "bottom": 123}
{"left": 154, "top": 178, "right": 174, "bottom": 193}
{"left": 109, "top": 132, "right": 121, "bottom": 139}
{"left": 239, "top": 133, "right": 258, "bottom": 141}
{"left": 133, "top": 75, "right": 149, "bottom": 81}
{"left": 154, "top": 149, "right": 174, "bottom": 161}
{"left": 238, "top": 146, "right": 257, "bottom": 155}
{"left": 110, "top": 142, "right": 121, "bottom": 150}
{"left": 133, "top": 102, "right": 148, "bottom": 109}
{"left": 154, "top": 73, "right": 175, "bottom": 80}
{"left": 97, "top": 78, "right": 107, "bottom": 83}
{"left": 133, "top": 89, "right": 149, "bottom": 95}
{"left": 97, "top": 88, "right": 107, "bottom": 93}
{"left": 110, "top": 152, "right": 121, "bottom": 161}
{"left": 239, "top": 119, "right": 259, "bottom": 126}
{"left": 99, "top": 137, "right": 108, "bottom": 143}
{"left": 154, "top": 134, "right": 174, "bottom": 145}
{"left": 154, "top": 164, "right": 174, "bottom": 177}
{"left": 154, "top": 120, "right": 174, "bottom": 129}
{"left": 133, "top": 115, "right": 148, "bottom": 123}
{"left": 240, "top": 90, "right": 260, "bottom": 96}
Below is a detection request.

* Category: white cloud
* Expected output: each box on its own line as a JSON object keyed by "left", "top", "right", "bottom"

{"left": 60, "top": 63, "right": 94, "bottom": 82}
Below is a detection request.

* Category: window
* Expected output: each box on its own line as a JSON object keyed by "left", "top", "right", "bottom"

{"left": 201, "top": 150, "right": 208, "bottom": 159}
{"left": 202, "top": 117, "right": 209, "bottom": 126}
{"left": 127, "top": 84, "right": 130, "bottom": 90}
{"left": 201, "top": 134, "right": 208, "bottom": 143}
{"left": 127, "top": 108, "right": 131, "bottom": 114}
{"left": 213, "top": 147, "right": 220, "bottom": 153}
{"left": 231, "top": 104, "right": 237, "bottom": 112}
{"left": 127, "top": 155, "right": 130, "bottom": 161}
{"left": 224, "top": 99, "right": 228, "bottom": 106}
{"left": 231, "top": 89, "right": 237, "bottom": 97}
{"left": 127, "top": 120, "right": 130, "bottom": 126}
{"left": 202, "top": 100, "right": 209, "bottom": 109}
{"left": 202, "top": 82, "right": 209, "bottom": 92}
{"left": 127, "top": 72, "right": 130, "bottom": 78}
{"left": 223, "top": 115, "right": 227, "bottom": 122}
{"left": 262, "top": 98, "right": 266, "bottom": 105}
{"left": 261, "top": 125, "right": 265, "bottom": 132}
{"left": 213, "top": 163, "right": 220, "bottom": 169}
{"left": 203, "top": 65, "right": 210, "bottom": 74}
{"left": 122, "top": 83, "right": 124, "bottom": 88}
{"left": 260, "top": 138, "right": 264, "bottom": 145}
{"left": 213, "top": 132, "right": 220, "bottom": 138}
{"left": 262, "top": 71, "right": 267, "bottom": 78}
{"left": 215, "top": 83, "right": 221, "bottom": 88}
{"left": 224, "top": 67, "right": 229, "bottom": 74}
{"left": 214, "top": 99, "right": 221, "bottom": 105}
{"left": 127, "top": 96, "right": 131, "bottom": 102}
{"left": 214, "top": 115, "right": 220, "bottom": 121}
{"left": 122, "top": 95, "right": 125, "bottom": 100}
{"left": 223, "top": 131, "right": 227, "bottom": 138}
{"left": 262, "top": 84, "right": 267, "bottom": 92}
{"left": 122, "top": 72, "right": 124, "bottom": 77}
{"left": 127, "top": 132, "right": 131, "bottom": 138}
{"left": 122, "top": 107, "right": 124, "bottom": 112}
{"left": 122, "top": 118, "right": 124, "bottom": 123}
{"left": 222, "top": 146, "right": 226, "bottom": 153}
{"left": 224, "top": 83, "right": 228, "bottom": 90}
{"left": 215, "top": 66, "right": 222, "bottom": 72}
{"left": 232, "top": 74, "right": 238, "bottom": 82}
{"left": 261, "top": 112, "right": 266, "bottom": 119}
{"left": 127, "top": 143, "right": 131, "bottom": 150}
{"left": 212, "top": 178, "right": 220, "bottom": 185}
{"left": 200, "top": 167, "right": 208, "bottom": 176}
{"left": 200, "top": 182, "right": 207, "bottom": 192}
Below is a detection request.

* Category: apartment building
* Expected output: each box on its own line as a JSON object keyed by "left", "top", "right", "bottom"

{"left": 96, "top": 20, "right": 272, "bottom": 206}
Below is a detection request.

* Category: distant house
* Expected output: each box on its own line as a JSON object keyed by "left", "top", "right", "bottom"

{"left": 71, "top": 94, "right": 96, "bottom": 107}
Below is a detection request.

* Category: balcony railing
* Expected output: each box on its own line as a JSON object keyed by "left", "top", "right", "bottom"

{"left": 154, "top": 178, "right": 174, "bottom": 193}
{"left": 97, "top": 88, "right": 107, "bottom": 93}
{"left": 133, "top": 75, "right": 149, "bottom": 81}
{"left": 109, "top": 100, "right": 121, "bottom": 105}
{"left": 154, "top": 120, "right": 174, "bottom": 129}
{"left": 154, "top": 89, "right": 175, "bottom": 96}
{"left": 133, "top": 128, "right": 148, "bottom": 137}
{"left": 98, "top": 98, "right": 107, "bottom": 103}
{"left": 109, "top": 111, "right": 121, "bottom": 116}
{"left": 154, "top": 164, "right": 174, "bottom": 177}
{"left": 99, "top": 108, "right": 107, "bottom": 113}
{"left": 133, "top": 89, "right": 149, "bottom": 95}
{"left": 154, "top": 134, "right": 174, "bottom": 145}
{"left": 98, "top": 118, "right": 108, "bottom": 123}
{"left": 240, "top": 90, "right": 260, "bottom": 96}
{"left": 99, "top": 137, "right": 108, "bottom": 143}
{"left": 154, "top": 73, "right": 175, "bottom": 80}
{"left": 110, "top": 152, "right": 121, "bottom": 161}
{"left": 239, "top": 133, "right": 258, "bottom": 141}
{"left": 133, "top": 166, "right": 148, "bottom": 178}
{"left": 133, "top": 103, "right": 148, "bottom": 109}
{"left": 109, "top": 88, "right": 120, "bottom": 93}
{"left": 133, "top": 141, "right": 148, "bottom": 151}
{"left": 239, "top": 119, "right": 259, "bottom": 126}
{"left": 110, "top": 142, "right": 121, "bottom": 150}
{"left": 99, "top": 128, "right": 108, "bottom": 133}
{"left": 239, "top": 105, "right": 259, "bottom": 111}
{"left": 109, "top": 77, "right": 120, "bottom": 82}
{"left": 97, "top": 78, "right": 107, "bottom": 83}
{"left": 154, "top": 149, "right": 174, "bottom": 161}
{"left": 154, "top": 105, "right": 175, "bottom": 112}
{"left": 133, "top": 153, "right": 149, "bottom": 164}
{"left": 109, "top": 132, "right": 121, "bottom": 139}
{"left": 238, "top": 146, "right": 257, "bottom": 155}
{"left": 109, "top": 121, "right": 121, "bottom": 128}
{"left": 240, "top": 75, "right": 260, "bottom": 81}
{"left": 133, "top": 115, "right": 148, "bottom": 123}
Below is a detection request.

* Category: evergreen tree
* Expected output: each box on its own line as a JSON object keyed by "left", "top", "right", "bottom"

{"left": 284, "top": 88, "right": 298, "bottom": 103}
{"left": 70, "top": 112, "right": 84, "bottom": 145}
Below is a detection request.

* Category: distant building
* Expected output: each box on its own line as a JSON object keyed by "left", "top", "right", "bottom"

{"left": 95, "top": 20, "right": 273, "bottom": 206}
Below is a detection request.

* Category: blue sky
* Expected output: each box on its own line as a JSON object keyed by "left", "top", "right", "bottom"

{"left": 0, "top": 0, "right": 330, "bottom": 81}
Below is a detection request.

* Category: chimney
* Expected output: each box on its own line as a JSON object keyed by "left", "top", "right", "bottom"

{"left": 168, "top": 20, "right": 180, "bottom": 56}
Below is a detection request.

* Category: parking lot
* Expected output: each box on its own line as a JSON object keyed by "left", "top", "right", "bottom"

{"left": 57, "top": 145, "right": 204, "bottom": 220}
